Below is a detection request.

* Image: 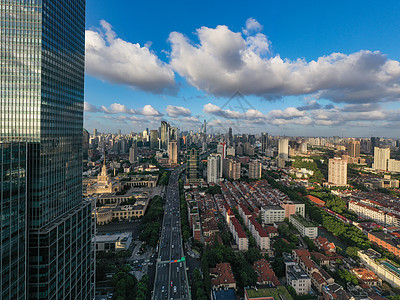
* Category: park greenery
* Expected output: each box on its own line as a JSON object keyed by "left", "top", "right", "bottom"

{"left": 111, "top": 265, "right": 138, "bottom": 300}
{"left": 332, "top": 269, "right": 358, "bottom": 287}
{"left": 139, "top": 195, "right": 164, "bottom": 247}
{"left": 179, "top": 179, "right": 191, "bottom": 242}
{"left": 291, "top": 157, "right": 325, "bottom": 183}
{"left": 193, "top": 269, "right": 208, "bottom": 300}
{"left": 205, "top": 185, "right": 222, "bottom": 195}
{"left": 158, "top": 171, "right": 170, "bottom": 186}
{"left": 200, "top": 242, "right": 260, "bottom": 295}
{"left": 309, "top": 190, "right": 358, "bottom": 221}
{"left": 263, "top": 174, "right": 372, "bottom": 250}
{"left": 135, "top": 275, "right": 149, "bottom": 300}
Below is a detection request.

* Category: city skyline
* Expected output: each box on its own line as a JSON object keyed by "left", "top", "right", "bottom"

{"left": 83, "top": 0, "right": 400, "bottom": 137}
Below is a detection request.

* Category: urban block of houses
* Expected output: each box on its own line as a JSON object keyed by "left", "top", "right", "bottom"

{"left": 314, "top": 236, "right": 336, "bottom": 254}
{"left": 253, "top": 259, "right": 280, "bottom": 286}
{"left": 350, "top": 268, "right": 382, "bottom": 287}
{"left": 210, "top": 263, "right": 236, "bottom": 290}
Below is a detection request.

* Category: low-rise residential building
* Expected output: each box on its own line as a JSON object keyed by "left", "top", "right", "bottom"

{"left": 368, "top": 231, "right": 400, "bottom": 258}
{"left": 265, "top": 225, "right": 279, "bottom": 238}
{"left": 286, "top": 264, "right": 312, "bottom": 295}
{"left": 238, "top": 203, "right": 253, "bottom": 225}
{"left": 260, "top": 205, "right": 285, "bottom": 224}
{"left": 290, "top": 214, "right": 318, "bottom": 239}
{"left": 298, "top": 255, "right": 318, "bottom": 277}
{"left": 281, "top": 201, "right": 305, "bottom": 218}
{"left": 292, "top": 249, "right": 311, "bottom": 262}
{"left": 248, "top": 217, "right": 270, "bottom": 250}
{"left": 311, "top": 272, "right": 328, "bottom": 293}
{"left": 230, "top": 217, "right": 248, "bottom": 251}
{"left": 310, "top": 252, "right": 330, "bottom": 266}
{"left": 322, "top": 283, "right": 349, "bottom": 300}
{"left": 94, "top": 232, "right": 132, "bottom": 252}
{"left": 210, "top": 263, "right": 236, "bottom": 290}
{"left": 350, "top": 268, "right": 382, "bottom": 287}
{"left": 314, "top": 236, "right": 336, "bottom": 254}
{"left": 349, "top": 200, "right": 400, "bottom": 226}
{"left": 253, "top": 259, "right": 280, "bottom": 286}
{"left": 244, "top": 287, "right": 293, "bottom": 300}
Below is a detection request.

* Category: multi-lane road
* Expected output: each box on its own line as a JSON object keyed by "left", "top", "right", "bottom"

{"left": 152, "top": 167, "right": 190, "bottom": 300}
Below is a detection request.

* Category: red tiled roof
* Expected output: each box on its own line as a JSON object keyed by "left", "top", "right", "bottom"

{"left": 253, "top": 259, "right": 280, "bottom": 286}
{"left": 265, "top": 225, "right": 278, "bottom": 234}
{"left": 249, "top": 216, "right": 268, "bottom": 237}
{"left": 312, "top": 272, "right": 327, "bottom": 285}
{"left": 239, "top": 203, "right": 252, "bottom": 216}
{"left": 231, "top": 217, "right": 247, "bottom": 238}
{"left": 311, "top": 251, "right": 329, "bottom": 261}
{"left": 210, "top": 263, "right": 236, "bottom": 287}
{"left": 301, "top": 256, "right": 317, "bottom": 270}
{"left": 307, "top": 195, "right": 325, "bottom": 206}
{"left": 293, "top": 249, "right": 310, "bottom": 258}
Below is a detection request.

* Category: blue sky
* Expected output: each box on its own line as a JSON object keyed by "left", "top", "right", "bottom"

{"left": 84, "top": 0, "right": 400, "bottom": 138}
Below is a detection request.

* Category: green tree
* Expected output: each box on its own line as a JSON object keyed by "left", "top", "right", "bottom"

{"left": 346, "top": 247, "right": 360, "bottom": 258}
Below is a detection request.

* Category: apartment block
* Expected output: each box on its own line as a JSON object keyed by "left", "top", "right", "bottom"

{"left": 260, "top": 205, "right": 285, "bottom": 224}
{"left": 286, "top": 265, "right": 312, "bottom": 295}
{"left": 229, "top": 217, "right": 248, "bottom": 251}
{"left": 290, "top": 214, "right": 318, "bottom": 239}
{"left": 349, "top": 200, "right": 399, "bottom": 226}
{"left": 249, "top": 160, "right": 262, "bottom": 179}
{"left": 238, "top": 203, "right": 253, "bottom": 225}
{"left": 248, "top": 217, "right": 270, "bottom": 250}
{"left": 328, "top": 157, "right": 347, "bottom": 186}
{"left": 281, "top": 201, "right": 305, "bottom": 218}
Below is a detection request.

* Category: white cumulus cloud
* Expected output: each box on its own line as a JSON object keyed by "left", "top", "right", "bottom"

{"left": 165, "top": 105, "right": 191, "bottom": 117}
{"left": 169, "top": 20, "right": 400, "bottom": 104}
{"left": 84, "top": 101, "right": 100, "bottom": 112}
{"left": 85, "top": 20, "right": 176, "bottom": 94}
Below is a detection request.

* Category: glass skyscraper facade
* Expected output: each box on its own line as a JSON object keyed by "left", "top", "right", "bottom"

{"left": 0, "top": 1, "right": 94, "bottom": 299}
{"left": 0, "top": 142, "right": 27, "bottom": 300}
{"left": 186, "top": 146, "right": 200, "bottom": 184}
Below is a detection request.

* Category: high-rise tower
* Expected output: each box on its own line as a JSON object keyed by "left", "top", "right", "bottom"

{"left": 261, "top": 132, "right": 268, "bottom": 154}
{"left": 161, "top": 121, "right": 170, "bottom": 150}
{"left": 0, "top": 1, "right": 94, "bottom": 299}
{"left": 347, "top": 140, "right": 360, "bottom": 158}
